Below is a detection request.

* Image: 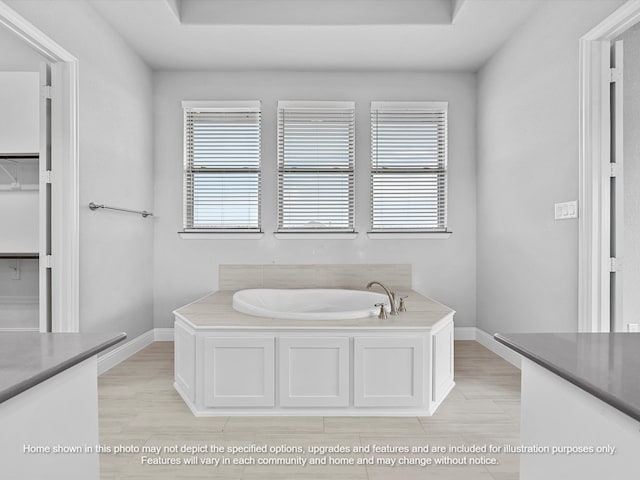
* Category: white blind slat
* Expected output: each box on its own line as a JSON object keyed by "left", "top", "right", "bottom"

{"left": 277, "top": 101, "right": 355, "bottom": 232}
{"left": 184, "top": 104, "right": 261, "bottom": 230}
{"left": 371, "top": 103, "right": 448, "bottom": 232}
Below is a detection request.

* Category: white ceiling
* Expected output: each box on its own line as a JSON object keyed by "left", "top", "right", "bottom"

{"left": 90, "top": 0, "right": 540, "bottom": 71}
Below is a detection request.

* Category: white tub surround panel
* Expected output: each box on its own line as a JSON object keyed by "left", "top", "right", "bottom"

{"left": 203, "top": 336, "right": 275, "bottom": 408}
{"left": 279, "top": 336, "right": 350, "bottom": 408}
{"left": 174, "top": 289, "right": 454, "bottom": 416}
{"left": 353, "top": 336, "right": 425, "bottom": 408}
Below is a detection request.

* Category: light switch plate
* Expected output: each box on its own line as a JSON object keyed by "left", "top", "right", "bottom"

{"left": 555, "top": 201, "right": 578, "bottom": 220}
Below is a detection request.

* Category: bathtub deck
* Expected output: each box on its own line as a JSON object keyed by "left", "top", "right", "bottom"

{"left": 174, "top": 290, "right": 454, "bottom": 329}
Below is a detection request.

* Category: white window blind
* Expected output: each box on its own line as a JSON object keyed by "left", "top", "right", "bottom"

{"left": 183, "top": 101, "right": 261, "bottom": 231}
{"left": 277, "top": 101, "right": 355, "bottom": 232}
{"left": 370, "top": 101, "right": 448, "bottom": 232}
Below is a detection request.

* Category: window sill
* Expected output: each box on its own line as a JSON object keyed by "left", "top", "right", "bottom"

{"left": 367, "top": 231, "right": 452, "bottom": 239}
{"left": 274, "top": 232, "right": 359, "bottom": 240}
{"left": 178, "top": 231, "right": 264, "bottom": 240}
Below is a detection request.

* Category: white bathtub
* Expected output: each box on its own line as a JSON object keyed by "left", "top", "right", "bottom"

{"left": 232, "top": 288, "right": 389, "bottom": 320}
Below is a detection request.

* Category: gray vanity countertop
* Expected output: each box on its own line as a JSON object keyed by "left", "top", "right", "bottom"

{"left": 494, "top": 332, "right": 640, "bottom": 423}
{"left": 0, "top": 332, "right": 126, "bottom": 404}
{"left": 175, "top": 290, "right": 455, "bottom": 329}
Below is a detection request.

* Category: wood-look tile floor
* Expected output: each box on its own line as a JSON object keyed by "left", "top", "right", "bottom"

{"left": 98, "top": 341, "right": 521, "bottom": 479}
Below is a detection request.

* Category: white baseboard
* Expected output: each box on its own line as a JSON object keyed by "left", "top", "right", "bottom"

{"left": 97, "top": 330, "right": 155, "bottom": 375}
{"left": 474, "top": 328, "right": 522, "bottom": 368}
{"left": 154, "top": 328, "right": 174, "bottom": 341}
{"left": 454, "top": 326, "right": 477, "bottom": 340}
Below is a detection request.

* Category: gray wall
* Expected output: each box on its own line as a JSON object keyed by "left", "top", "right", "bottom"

{"left": 477, "top": 0, "right": 624, "bottom": 335}
{"left": 7, "top": 0, "right": 155, "bottom": 339}
{"left": 0, "top": 25, "right": 42, "bottom": 71}
{"left": 153, "top": 71, "right": 477, "bottom": 328}
{"left": 7, "top": 0, "right": 628, "bottom": 339}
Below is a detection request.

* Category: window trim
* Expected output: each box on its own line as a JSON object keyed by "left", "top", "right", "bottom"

{"left": 276, "top": 100, "right": 356, "bottom": 233}
{"left": 369, "top": 100, "right": 449, "bottom": 234}
{"left": 178, "top": 232, "right": 265, "bottom": 239}
{"left": 273, "top": 232, "right": 358, "bottom": 240}
{"left": 367, "top": 231, "right": 452, "bottom": 240}
{"left": 181, "top": 100, "right": 262, "bottom": 234}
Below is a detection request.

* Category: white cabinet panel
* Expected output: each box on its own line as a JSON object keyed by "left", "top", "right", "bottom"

{"left": 203, "top": 337, "right": 274, "bottom": 407}
{"left": 432, "top": 321, "right": 454, "bottom": 404}
{"left": 354, "top": 337, "right": 424, "bottom": 407}
{"left": 174, "top": 322, "right": 195, "bottom": 402}
{"left": 279, "top": 337, "right": 349, "bottom": 407}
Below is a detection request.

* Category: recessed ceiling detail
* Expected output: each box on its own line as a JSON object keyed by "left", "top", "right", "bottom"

{"left": 164, "top": 0, "right": 467, "bottom": 26}
{"left": 90, "top": 0, "right": 539, "bottom": 71}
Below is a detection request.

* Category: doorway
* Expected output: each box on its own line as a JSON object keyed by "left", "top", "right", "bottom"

{"left": 579, "top": 2, "right": 640, "bottom": 333}
{"left": 610, "top": 23, "right": 640, "bottom": 333}
{"left": 0, "top": 27, "right": 46, "bottom": 331}
{"left": 0, "top": 1, "right": 79, "bottom": 332}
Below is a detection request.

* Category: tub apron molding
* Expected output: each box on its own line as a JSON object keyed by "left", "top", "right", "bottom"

{"left": 173, "top": 289, "right": 455, "bottom": 417}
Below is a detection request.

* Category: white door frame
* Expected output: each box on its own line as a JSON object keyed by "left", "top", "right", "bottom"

{"left": 579, "top": 0, "right": 640, "bottom": 332}
{"left": 0, "top": 2, "right": 79, "bottom": 332}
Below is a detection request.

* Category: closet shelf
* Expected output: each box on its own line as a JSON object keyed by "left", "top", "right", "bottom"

{"left": 0, "top": 253, "right": 38, "bottom": 259}
{"left": 0, "top": 154, "right": 40, "bottom": 189}
{"left": 0, "top": 153, "right": 39, "bottom": 159}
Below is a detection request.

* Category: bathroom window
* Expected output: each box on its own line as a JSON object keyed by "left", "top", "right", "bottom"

{"left": 370, "top": 101, "right": 448, "bottom": 233}
{"left": 277, "top": 101, "right": 355, "bottom": 233}
{"left": 182, "top": 101, "right": 261, "bottom": 232}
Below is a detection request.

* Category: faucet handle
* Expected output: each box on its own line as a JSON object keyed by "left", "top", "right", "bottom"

{"left": 374, "top": 303, "right": 388, "bottom": 320}
{"left": 398, "top": 295, "right": 408, "bottom": 312}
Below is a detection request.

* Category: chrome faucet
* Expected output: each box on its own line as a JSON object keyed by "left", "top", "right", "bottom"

{"left": 366, "top": 281, "right": 399, "bottom": 316}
